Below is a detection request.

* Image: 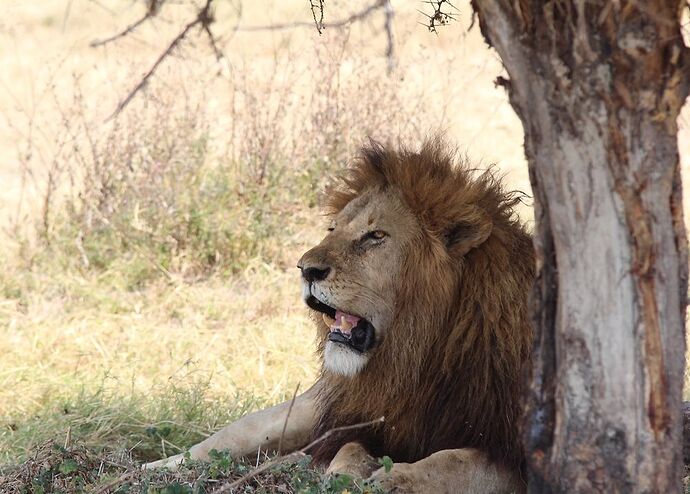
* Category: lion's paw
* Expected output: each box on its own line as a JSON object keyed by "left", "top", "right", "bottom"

{"left": 369, "top": 463, "right": 421, "bottom": 494}
{"left": 327, "top": 441, "right": 380, "bottom": 479}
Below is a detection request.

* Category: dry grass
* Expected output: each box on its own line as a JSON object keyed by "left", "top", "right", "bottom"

{"left": 0, "top": 1, "right": 472, "bottom": 482}
{"left": 0, "top": 260, "right": 315, "bottom": 459}
{"left": 1, "top": 0, "right": 690, "bottom": 491}
{"left": 0, "top": 440, "right": 386, "bottom": 493}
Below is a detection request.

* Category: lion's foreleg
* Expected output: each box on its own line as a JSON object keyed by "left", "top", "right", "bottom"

{"left": 143, "top": 381, "right": 320, "bottom": 470}
{"left": 369, "top": 448, "right": 525, "bottom": 494}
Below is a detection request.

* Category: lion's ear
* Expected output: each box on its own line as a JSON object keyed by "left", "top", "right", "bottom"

{"left": 444, "top": 208, "right": 492, "bottom": 256}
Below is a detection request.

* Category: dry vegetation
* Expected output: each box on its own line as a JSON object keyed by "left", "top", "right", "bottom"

{"left": 1, "top": 0, "right": 689, "bottom": 492}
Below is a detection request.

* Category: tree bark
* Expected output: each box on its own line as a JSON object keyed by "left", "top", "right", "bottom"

{"left": 472, "top": 1, "right": 689, "bottom": 492}
{"left": 683, "top": 402, "right": 690, "bottom": 466}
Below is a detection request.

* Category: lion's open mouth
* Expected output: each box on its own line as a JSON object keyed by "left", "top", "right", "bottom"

{"left": 305, "top": 295, "right": 376, "bottom": 353}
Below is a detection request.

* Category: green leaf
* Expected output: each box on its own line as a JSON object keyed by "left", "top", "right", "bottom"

{"left": 160, "top": 483, "right": 193, "bottom": 494}
{"left": 379, "top": 456, "right": 393, "bottom": 473}
{"left": 58, "top": 459, "right": 79, "bottom": 474}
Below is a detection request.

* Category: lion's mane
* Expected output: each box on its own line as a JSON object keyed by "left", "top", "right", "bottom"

{"left": 309, "top": 139, "right": 535, "bottom": 473}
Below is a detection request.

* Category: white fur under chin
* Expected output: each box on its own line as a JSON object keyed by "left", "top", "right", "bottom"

{"left": 323, "top": 341, "right": 369, "bottom": 377}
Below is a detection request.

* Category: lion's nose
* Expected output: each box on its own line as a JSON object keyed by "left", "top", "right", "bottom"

{"left": 299, "top": 265, "right": 332, "bottom": 283}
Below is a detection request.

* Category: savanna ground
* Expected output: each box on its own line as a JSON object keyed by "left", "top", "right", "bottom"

{"left": 2, "top": 1, "right": 690, "bottom": 492}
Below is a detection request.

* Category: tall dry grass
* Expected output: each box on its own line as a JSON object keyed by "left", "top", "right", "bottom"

{"left": 0, "top": 12, "right": 453, "bottom": 466}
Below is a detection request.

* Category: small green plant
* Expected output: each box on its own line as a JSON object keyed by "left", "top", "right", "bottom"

{"left": 1, "top": 440, "right": 386, "bottom": 493}
{"left": 378, "top": 455, "right": 393, "bottom": 473}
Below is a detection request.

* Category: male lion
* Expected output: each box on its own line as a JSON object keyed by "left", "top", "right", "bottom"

{"left": 147, "top": 140, "right": 534, "bottom": 493}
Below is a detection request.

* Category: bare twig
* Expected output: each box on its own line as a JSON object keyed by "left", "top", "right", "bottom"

{"left": 309, "top": 0, "right": 325, "bottom": 34}
{"left": 202, "top": 23, "right": 224, "bottom": 63}
{"left": 221, "top": 0, "right": 244, "bottom": 49}
{"left": 420, "top": 0, "right": 459, "bottom": 34}
{"left": 87, "top": 0, "right": 116, "bottom": 15}
{"left": 90, "top": 12, "right": 154, "bottom": 47}
{"left": 106, "top": 0, "right": 216, "bottom": 120}
{"left": 211, "top": 416, "right": 385, "bottom": 494}
{"left": 298, "top": 416, "right": 385, "bottom": 456}
{"left": 239, "top": 1, "right": 386, "bottom": 32}
{"left": 62, "top": 0, "right": 74, "bottom": 32}
{"left": 101, "top": 0, "right": 391, "bottom": 118}
{"left": 383, "top": 0, "right": 395, "bottom": 74}
{"left": 277, "top": 383, "right": 300, "bottom": 455}
{"left": 205, "top": 0, "right": 242, "bottom": 67}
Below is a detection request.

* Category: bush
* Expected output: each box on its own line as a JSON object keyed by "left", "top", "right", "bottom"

{"left": 9, "top": 33, "right": 437, "bottom": 287}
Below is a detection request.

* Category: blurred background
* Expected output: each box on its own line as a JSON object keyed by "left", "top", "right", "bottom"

{"left": 1, "top": 0, "right": 689, "bottom": 469}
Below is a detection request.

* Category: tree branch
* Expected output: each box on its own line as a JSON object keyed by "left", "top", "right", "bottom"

{"left": 105, "top": 0, "right": 216, "bottom": 121}
{"left": 238, "top": 0, "right": 386, "bottom": 32}
{"left": 383, "top": 0, "right": 395, "bottom": 73}
{"left": 89, "top": 12, "right": 154, "bottom": 47}
{"left": 420, "top": 0, "right": 459, "bottom": 34}
{"left": 309, "top": 0, "right": 325, "bottom": 34}
{"left": 210, "top": 416, "right": 385, "bottom": 494}
{"left": 99, "top": 0, "right": 393, "bottom": 119}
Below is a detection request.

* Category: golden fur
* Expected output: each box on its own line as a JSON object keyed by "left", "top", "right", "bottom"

{"left": 308, "top": 139, "right": 534, "bottom": 473}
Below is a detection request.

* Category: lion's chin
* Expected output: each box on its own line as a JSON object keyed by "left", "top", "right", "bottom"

{"left": 323, "top": 341, "right": 370, "bottom": 377}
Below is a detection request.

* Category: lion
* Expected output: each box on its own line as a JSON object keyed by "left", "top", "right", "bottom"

{"left": 146, "top": 139, "right": 535, "bottom": 494}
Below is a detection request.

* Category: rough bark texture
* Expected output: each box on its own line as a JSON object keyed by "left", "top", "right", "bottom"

{"left": 472, "top": 1, "right": 689, "bottom": 492}
{"left": 683, "top": 401, "right": 690, "bottom": 465}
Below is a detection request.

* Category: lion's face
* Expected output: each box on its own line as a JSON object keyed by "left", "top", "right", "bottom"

{"left": 297, "top": 188, "right": 418, "bottom": 377}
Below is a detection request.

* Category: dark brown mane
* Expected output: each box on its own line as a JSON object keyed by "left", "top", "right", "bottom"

{"left": 310, "top": 139, "right": 535, "bottom": 472}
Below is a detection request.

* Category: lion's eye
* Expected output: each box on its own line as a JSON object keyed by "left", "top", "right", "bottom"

{"left": 361, "top": 230, "right": 388, "bottom": 242}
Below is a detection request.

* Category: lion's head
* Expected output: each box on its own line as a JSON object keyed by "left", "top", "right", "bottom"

{"left": 300, "top": 139, "right": 535, "bottom": 470}
{"left": 299, "top": 139, "right": 513, "bottom": 378}
{"left": 297, "top": 183, "right": 420, "bottom": 376}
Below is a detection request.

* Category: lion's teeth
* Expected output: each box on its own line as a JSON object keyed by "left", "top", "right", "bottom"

{"left": 322, "top": 313, "right": 336, "bottom": 327}
{"left": 340, "top": 316, "right": 353, "bottom": 332}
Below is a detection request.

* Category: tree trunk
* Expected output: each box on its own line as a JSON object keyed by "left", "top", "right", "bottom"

{"left": 472, "top": 1, "right": 689, "bottom": 492}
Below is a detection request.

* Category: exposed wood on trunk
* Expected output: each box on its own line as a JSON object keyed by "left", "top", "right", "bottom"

{"left": 472, "top": 1, "right": 689, "bottom": 491}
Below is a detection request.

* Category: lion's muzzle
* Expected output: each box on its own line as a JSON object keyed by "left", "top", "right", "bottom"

{"left": 327, "top": 314, "right": 376, "bottom": 354}
{"left": 305, "top": 295, "right": 377, "bottom": 354}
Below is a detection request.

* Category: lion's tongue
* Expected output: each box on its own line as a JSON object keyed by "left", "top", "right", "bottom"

{"left": 332, "top": 310, "right": 360, "bottom": 335}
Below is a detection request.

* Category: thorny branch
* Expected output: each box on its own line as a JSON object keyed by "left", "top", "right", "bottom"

{"left": 420, "top": 0, "right": 459, "bottom": 34}
{"left": 210, "top": 416, "right": 385, "bottom": 494}
{"left": 310, "top": 0, "right": 325, "bottom": 34}
{"left": 240, "top": 0, "right": 386, "bottom": 33}
{"left": 302, "top": 0, "right": 394, "bottom": 74}
{"left": 97, "top": 0, "right": 400, "bottom": 118}
{"left": 243, "top": 0, "right": 395, "bottom": 72}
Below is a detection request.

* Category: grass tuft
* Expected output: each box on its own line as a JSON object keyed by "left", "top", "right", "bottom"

{"left": 1, "top": 378, "right": 263, "bottom": 466}
{"left": 0, "top": 441, "right": 384, "bottom": 493}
